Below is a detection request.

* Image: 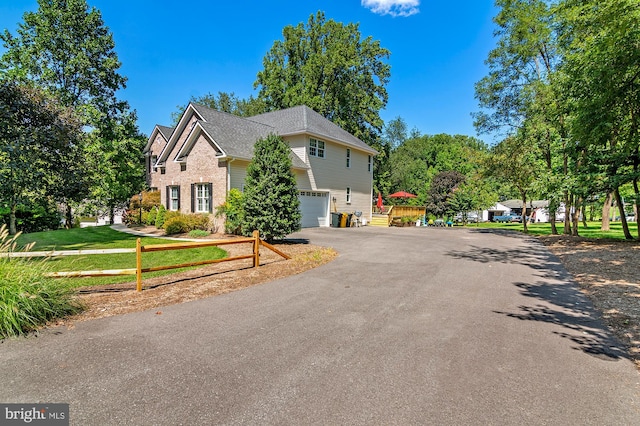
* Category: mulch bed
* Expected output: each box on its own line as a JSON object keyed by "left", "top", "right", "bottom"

{"left": 539, "top": 235, "right": 640, "bottom": 368}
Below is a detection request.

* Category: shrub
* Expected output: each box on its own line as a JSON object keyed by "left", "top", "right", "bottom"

{"left": 0, "top": 225, "right": 83, "bottom": 338}
{"left": 146, "top": 206, "right": 157, "bottom": 226}
{"left": 163, "top": 216, "right": 188, "bottom": 235}
{"left": 0, "top": 202, "right": 61, "bottom": 234}
{"left": 188, "top": 229, "right": 210, "bottom": 238}
{"left": 185, "top": 214, "right": 209, "bottom": 231}
{"left": 216, "top": 188, "right": 244, "bottom": 234}
{"left": 155, "top": 205, "right": 167, "bottom": 228}
{"left": 163, "top": 210, "right": 181, "bottom": 224}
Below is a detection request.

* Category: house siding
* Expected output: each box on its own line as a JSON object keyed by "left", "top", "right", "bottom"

{"left": 307, "top": 137, "right": 372, "bottom": 217}
{"left": 229, "top": 159, "right": 250, "bottom": 191}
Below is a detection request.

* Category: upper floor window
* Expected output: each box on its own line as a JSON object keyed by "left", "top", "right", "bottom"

{"left": 368, "top": 155, "right": 372, "bottom": 172}
{"left": 346, "top": 148, "right": 351, "bottom": 168}
{"left": 309, "top": 138, "right": 325, "bottom": 158}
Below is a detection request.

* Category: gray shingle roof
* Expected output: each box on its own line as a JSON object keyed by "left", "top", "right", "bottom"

{"left": 163, "top": 103, "right": 375, "bottom": 169}
{"left": 248, "top": 105, "right": 378, "bottom": 154}
{"left": 186, "top": 104, "right": 308, "bottom": 169}
{"left": 157, "top": 125, "right": 174, "bottom": 140}
{"left": 191, "top": 104, "right": 275, "bottom": 159}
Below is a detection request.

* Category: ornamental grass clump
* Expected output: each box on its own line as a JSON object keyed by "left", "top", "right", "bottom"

{"left": 0, "top": 225, "right": 83, "bottom": 338}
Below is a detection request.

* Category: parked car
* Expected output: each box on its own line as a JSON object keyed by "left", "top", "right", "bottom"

{"left": 493, "top": 213, "right": 521, "bottom": 223}
{"left": 454, "top": 212, "right": 479, "bottom": 223}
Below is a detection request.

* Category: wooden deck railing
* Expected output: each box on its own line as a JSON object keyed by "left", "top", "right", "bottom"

{"left": 47, "top": 231, "right": 290, "bottom": 291}
{"left": 372, "top": 205, "right": 427, "bottom": 226}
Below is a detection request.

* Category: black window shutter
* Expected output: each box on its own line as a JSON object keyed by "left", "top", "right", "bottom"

{"left": 176, "top": 186, "right": 181, "bottom": 210}
{"left": 207, "top": 183, "right": 213, "bottom": 213}
{"left": 191, "top": 183, "right": 195, "bottom": 213}
{"left": 165, "top": 186, "right": 170, "bottom": 210}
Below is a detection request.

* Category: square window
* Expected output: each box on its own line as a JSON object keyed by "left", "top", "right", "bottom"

{"left": 310, "top": 138, "right": 325, "bottom": 158}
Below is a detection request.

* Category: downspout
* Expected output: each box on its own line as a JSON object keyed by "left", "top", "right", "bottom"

{"left": 226, "top": 157, "right": 235, "bottom": 193}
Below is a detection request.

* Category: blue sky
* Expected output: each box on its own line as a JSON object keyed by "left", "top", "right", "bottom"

{"left": 1, "top": 0, "right": 499, "bottom": 142}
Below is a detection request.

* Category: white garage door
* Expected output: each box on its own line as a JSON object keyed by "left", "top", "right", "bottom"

{"left": 298, "top": 191, "right": 329, "bottom": 228}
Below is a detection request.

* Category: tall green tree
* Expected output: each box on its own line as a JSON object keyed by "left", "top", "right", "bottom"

{"left": 0, "top": 82, "right": 81, "bottom": 234}
{"left": 384, "top": 116, "right": 408, "bottom": 149}
{"left": 85, "top": 111, "right": 146, "bottom": 223}
{"left": 475, "top": 0, "right": 570, "bottom": 235}
{"left": 0, "top": 0, "right": 127, "bottom": 120}
{"left": 242, "top": 134, "right": 301, "bottom": 242}
{"left": 556, "top": 0, "right": 640, "bottom": 239}
{"left": 485, "top": 134, "right": 543, "bottom": 232}
{"left": 255, "top": 11, "right": 391, "bottom": 145}
{"left": 1, "top": 0, "right": 144, "bottom": 225}
{"left": 389, "top": 134, "right": 489, "bottom": 204}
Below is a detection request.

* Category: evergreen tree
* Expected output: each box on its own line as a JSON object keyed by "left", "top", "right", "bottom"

{"left": 242, "top": 134, "right": 301, "bottom": 242}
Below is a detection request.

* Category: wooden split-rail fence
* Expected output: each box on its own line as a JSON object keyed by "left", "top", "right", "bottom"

{"left": 32, "top": 231, "right": 289, "bottom": 291}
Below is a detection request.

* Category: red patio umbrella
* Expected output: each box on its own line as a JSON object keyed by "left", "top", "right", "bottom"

{"left": 388, "top": 190, "right": 417, "bottom": 199}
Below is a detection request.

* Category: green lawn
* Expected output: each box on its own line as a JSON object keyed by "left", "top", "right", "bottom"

{"left": 14, "top": 226, "right": 228, "bottom": 288}
{"left": 462, "top": 221, "right": 639, "bottom": 240}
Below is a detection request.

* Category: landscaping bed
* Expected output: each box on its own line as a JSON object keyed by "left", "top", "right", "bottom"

{"left": 59, "top": 228, "right": 337, "bottom": 323}
{"left": 539, "top": 235, "right": 640, "bottom": 368}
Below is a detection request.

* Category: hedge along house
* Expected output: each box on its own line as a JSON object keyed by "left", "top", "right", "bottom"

{"left": 144, "top": 103, "right": 378, "bottom": 229}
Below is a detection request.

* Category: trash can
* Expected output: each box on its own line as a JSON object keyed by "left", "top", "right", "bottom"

{"left": 331, "top": 212, "right": 341, "bottom": 227}
{"left": 339, "top": 213, "right": 348, "bottom": 228}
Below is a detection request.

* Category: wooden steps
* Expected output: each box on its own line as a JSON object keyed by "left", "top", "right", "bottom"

{"left": 369, "top": 214, "right": 389, "bottom": 227}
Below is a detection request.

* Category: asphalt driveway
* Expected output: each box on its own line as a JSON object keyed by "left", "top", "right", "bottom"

{"left": 1, "top": 227, "right": 639, "bottom": 425}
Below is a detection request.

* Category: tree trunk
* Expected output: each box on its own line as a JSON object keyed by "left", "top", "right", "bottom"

{"left": 581, "top": 200, "right": 588, "bottom": 228}
{"left": 65, "top": 203, "right": 73, "bottom": 229}
{"left": 549, "top": 200, "right": 558, "bottom": 235}
{"left": 614, "top": 188, "right": 634, "bottom": 240}
{"left": 9, "top": 202, "right": 17, "bottom": 236}
{"left": 564, "top": 192, "right": 572, "bottom": 235}
{"left": 601, "top": 192, "right": 612, "bottom": 231}
{"left": 633, "top": 173, "right": 640, "bottom": 239}
{"left": 521, "top": 196, "right": 528, "bottom": 233}
{"left": 571, "top": 196, "right": 581, "bottom": 236}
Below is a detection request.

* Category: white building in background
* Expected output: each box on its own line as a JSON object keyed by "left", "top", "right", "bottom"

{"left": 482, "top": 200, "right": 566, "bottom": 223}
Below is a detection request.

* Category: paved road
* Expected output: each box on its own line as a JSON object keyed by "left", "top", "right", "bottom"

{"left": 1, "top": 227, "right": 639, "bottom": 425}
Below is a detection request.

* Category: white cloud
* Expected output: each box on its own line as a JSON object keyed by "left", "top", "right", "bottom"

{"left": 361, "top": 0, "right": 420, "bottom": 17}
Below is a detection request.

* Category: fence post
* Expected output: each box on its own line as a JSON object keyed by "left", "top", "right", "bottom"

{"left": 136, "top": 238, "right": 142, "bottom": 292}
{"left": 252, "top": 230, "right": 260, "bottom": 268}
